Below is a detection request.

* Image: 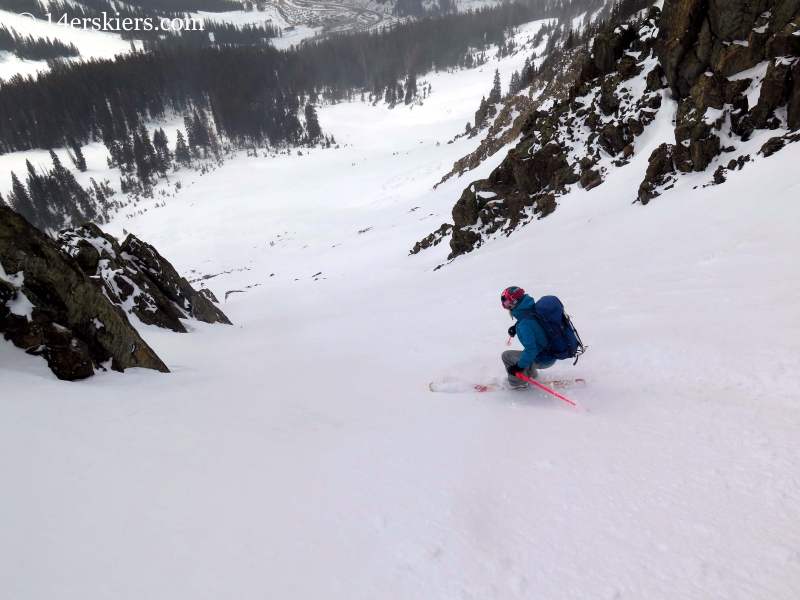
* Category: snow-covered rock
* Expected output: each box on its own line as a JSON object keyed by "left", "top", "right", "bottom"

{"left": 58, "top": 223, "right": 232, "bottom": 332}
{"left": 419, "top": 0, "right": 800, "bottom": 260}
{"left": 0, "top": 207, "right": 169, "bottom": 379}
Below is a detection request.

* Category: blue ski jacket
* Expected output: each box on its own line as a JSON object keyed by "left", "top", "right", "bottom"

{"left": 512, "top": 295, "right": 556, "bottom": 369}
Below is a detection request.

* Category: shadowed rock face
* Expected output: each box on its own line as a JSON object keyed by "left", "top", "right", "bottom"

{"left": 0, "top": 207, "right": 169, "bottom": 380}
{"left": 639, "top": 0, "right": 800, "bottom": 203}
{"left": 658, "top": 0, "right": 772, "bottom": 97}
{"left": 657, "top": 0, "right": 800, "bottom": 99}
{"left": 414, "top": 0, "right": 800, "bottom": 262}
{"left": 121, "top": 235, "right": 232, "bottom": 326}
{"left": 60, "top": 224, "right": 190, "bottom": 333}
{"left": 59, "top": 226, "right": 232, "bottom": 331}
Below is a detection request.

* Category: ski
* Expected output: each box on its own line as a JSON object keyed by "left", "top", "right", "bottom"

{"left": 429, "top": 378, "right": 586, "bottom": 393}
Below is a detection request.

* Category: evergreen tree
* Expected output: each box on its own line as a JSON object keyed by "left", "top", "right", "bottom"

{"left": 184, "top": 115, "right": 199, "bottom": 154}
{"left": 0, "top": 24, "right": 80, "bottom": 61}
{"left": 185, "top": 111, "right": 212, "bottom": 156}
{"left": 474, "top": 96, "right": 489, "bottom": 128}
{"left": 9, "top": 171, "right": 37, "bottom": 225}
{"left": 45, "top": 157, "right": 81, "bottom": 226}
{"left": 404, "top": 72, "right": 417, "bottom": 104}
{"left": 105, "top": 140, "right": 123, "bottom": 169}
{"left": 192, "top": 112, "right": 210, "bottom": 148}
{"left": 174, "top": 130, "right": 191, "bottom": 166}
{"left": 152, "top": 128, "right": 172, "bottom": 175}
{"left": 132, "top": 131, "right": 152, "bottom": 183}
{"left": 90, "top": 178, "right": 107, "bottom": 207}
{"left": 0, "top": 191, "right": 5, "bottom": 207}
{"left": 71, "top": 142, "right": 87, "bottom": 171}
{"left": 520, "top": 56, "right": 535, "bottom": 88}
{"left": 26, "top": 160, "right": 53, "bottom": 229}
{"left": 509, "top": 70, "right": 521, "bottom": 96}
{"left": 120, "top": 136, "right": 136, "bottom": 173}
{"left": 304, "top": 104, "right": 321, "bottom": 142}
{"left": 49, "top": 150, "right": 95, "bottom": 223}
{"left": 139, "top": 125, "right": 157, "bottom": 165}
{"left": 489, "top": 68, "right": 502, "bottom": 103}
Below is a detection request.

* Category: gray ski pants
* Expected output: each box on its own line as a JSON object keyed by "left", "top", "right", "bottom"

{"left": 502, "top": 350, "right": 553, "bottom": 388}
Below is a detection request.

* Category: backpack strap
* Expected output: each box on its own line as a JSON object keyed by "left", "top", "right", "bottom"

{"left": 514, "top": 304, "right": 555, "bottom": 360}
{"left": 514, "top": 307, "right": 538, "bottom": 322}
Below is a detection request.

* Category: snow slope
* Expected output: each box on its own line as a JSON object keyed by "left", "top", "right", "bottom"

{"left": 0, "top": 10, "right": 136, "bottom": 81}
{"left": 0, "top": 4, "right": 313, "bottom": 80}
{"left": 2, "top": 20, "right": 800, "bottom": 600}
{"left": 191, "top": 7, "right": 324, "bottom": 49}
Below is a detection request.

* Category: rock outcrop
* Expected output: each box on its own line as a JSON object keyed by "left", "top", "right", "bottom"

{"left": 120, "top": 234, "right": 232, "bottom": 326}
{"left": 0, "top": 207, "right": 169, "bottom": 380}
{"left": 58, "top": 225, "right": 231, "bottom": 330}
{"left": 409, "top": 223, "right": 453, "bottom": 255}
{"left": 639, "top": 0, "right": 800, "bottom": 202}
{"left": 657, "top": 0, "right": 799, "bottom": 98}
{"left": 413, "top": 0, "right": 800, "bottom": 261}
{"left": 414, "top": 9, "right": 666, "bottom": 259}
{"left": 2, "top": 208, "right": 232, "bottom": 380}
{"left": 59, "top": 224, "right": 190, "bottom": 332}
{"left": 437, "top": 49, "right": 587, "bottom": 187}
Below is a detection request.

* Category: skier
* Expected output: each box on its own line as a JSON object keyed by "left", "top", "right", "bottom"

{"left": 500, "top": 286, "right": 556, "bottom": 389}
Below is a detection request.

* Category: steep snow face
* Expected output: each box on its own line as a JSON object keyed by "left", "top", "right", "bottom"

{"left": 1, "top": 19, "right": 800, "bottom": 600}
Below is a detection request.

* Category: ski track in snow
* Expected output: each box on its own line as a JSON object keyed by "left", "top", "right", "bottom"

{"left": 2, "top": 19, "right": 800, "bottom": 599}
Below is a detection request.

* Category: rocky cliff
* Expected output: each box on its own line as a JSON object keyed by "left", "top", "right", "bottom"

{"left": 1, "top": 208, "right": 231, "bottom": 381}
{"left": 414, "top": 0, "right": 800, "bottom": 261}
{"left": 641, "top": 0, "right": 800, "bottom": 199}
{"left": 0, "top": 207, "right": 168, "bottom": 380}
{"left": 59, "top": 224, "right": 231, "bottom": 332}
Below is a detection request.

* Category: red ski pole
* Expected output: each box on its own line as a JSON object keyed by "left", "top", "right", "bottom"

{"left": 515, "top": 373, "right": 578, "bottom": 407}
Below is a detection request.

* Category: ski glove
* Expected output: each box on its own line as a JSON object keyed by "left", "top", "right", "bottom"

{"left": 508, "top": 325, "right": 517, "bottom": 338}
{"left": 506, "top": 363, "right": 524, "bottom": 377}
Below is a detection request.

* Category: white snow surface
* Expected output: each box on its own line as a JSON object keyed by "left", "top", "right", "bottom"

{"left": 2, "top": 21, "right": 800, "bottom": 599}
{"left": 0, "top": 263, "right": 33, "bottom": 319}
{"left": 0, "top": 261, "right": 23, "bottom": 286}
{"left": 6, "top": 287, "right": 34, "bottom": 319}
{"left": 0, "top": 10, "right": 136, "bottom": 81}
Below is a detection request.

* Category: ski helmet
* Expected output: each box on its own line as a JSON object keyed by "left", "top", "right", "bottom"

{"left": 501, "top": 286, "right": 525, "bottom": 310}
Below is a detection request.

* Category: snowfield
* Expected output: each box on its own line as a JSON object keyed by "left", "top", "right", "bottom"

{"left": 2, "top": 20, "right": 800, "bottom": 600}
{"left": 0, "top": 9, "right": 137, "bottom": 81}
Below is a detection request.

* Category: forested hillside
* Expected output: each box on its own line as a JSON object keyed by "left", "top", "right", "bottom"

{"left": 0, "top": 1, "right": 595, "bottom": 156}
